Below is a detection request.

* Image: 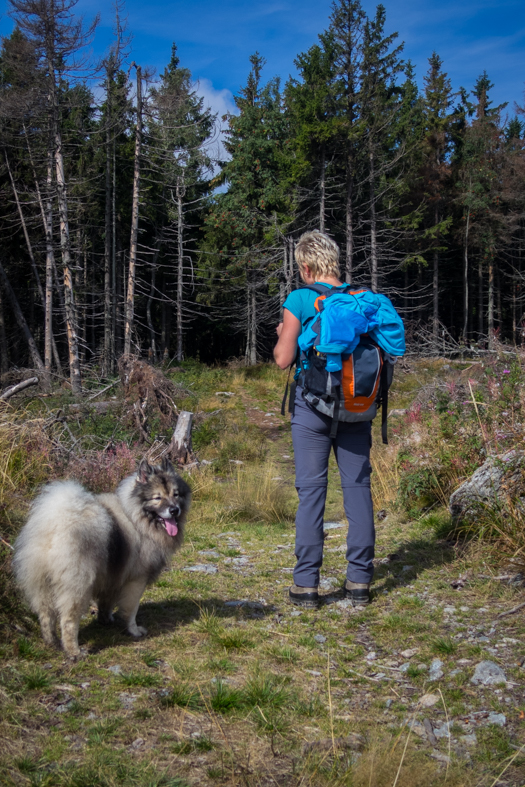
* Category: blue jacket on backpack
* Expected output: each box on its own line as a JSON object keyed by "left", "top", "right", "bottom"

{"left": 297, "top": 289, "right": 405, "bottom": 372}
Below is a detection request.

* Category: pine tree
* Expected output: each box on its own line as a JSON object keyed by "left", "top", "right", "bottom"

{"left": 286, "top": 33, "right": 339, "bottom": 233}
{"left": 204, "top": 53, "right": 288, "bottom": 363}
{"left": 148, "top": 43, "right": 214, "bottom": 360}
{"left": 420, "top": 52, "right": 455, "bottom": 338}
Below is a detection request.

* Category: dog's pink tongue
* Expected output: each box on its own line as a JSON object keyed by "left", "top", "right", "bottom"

{"left": 164, "top": 518, "right": 178, "bottom": 536}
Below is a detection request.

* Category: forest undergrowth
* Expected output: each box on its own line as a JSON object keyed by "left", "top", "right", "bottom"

{"left": 0, "top": 355, "right": 524, "bottom": 786}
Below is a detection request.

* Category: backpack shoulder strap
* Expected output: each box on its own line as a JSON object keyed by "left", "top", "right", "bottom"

{"left": 300, "top": 283, "right": 334, "bottom": 295}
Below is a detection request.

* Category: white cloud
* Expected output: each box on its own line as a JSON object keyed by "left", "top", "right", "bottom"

{"left": 193, "top": 77, "right": 238, "bottom": 168}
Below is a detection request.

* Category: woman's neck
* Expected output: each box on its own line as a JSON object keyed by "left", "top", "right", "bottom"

{"left": 315, "top": 276, "right": 343, "bottom": 286}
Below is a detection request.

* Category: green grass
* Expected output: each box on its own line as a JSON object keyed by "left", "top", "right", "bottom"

{"left": 2, "top": 359, "right": 525, "bottom": 787}
{"left": 119, "top": 671, "right": 161, "bottom": 687}
{"left": 431, "top": 637, "right": 458, "bottom": 655}
{"left": 209, "top": 680, "right": 244, "bottom": 713}
{"left": 23, "top": 667, "right": 51, "bottom": 690}
{"left": 160, "top": 684, "right": 202, "bottom": 710}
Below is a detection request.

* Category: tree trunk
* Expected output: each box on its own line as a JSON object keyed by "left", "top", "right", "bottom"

{"left": 280, "top": 243, "right": 287, "bottom": 309}
{"left": 4, "top": 151, "right": 51, "bottom": 390}
{"left": 345, "top": 160, "right": 353, "bottom": 284}
{"left": 487, "top": 258, "right": 494, "bottom": 350}
{"left": 0, "top": 281, "right": 8, "bottom": 375}
{"left": 245, "top": 281, "right": 250, "bottom": 364}
{"left": 319, "top": 145, "right": 326, "bottom": 233}
{"left": 286, "top": 238, "right": 294, "bottom": 295}
{"left": 462, "top": 210, "right": 470, "bottom": 342}
{"left": 147, "top": 264, "right": 157, "bottom": 361}
{"left": 432, "top": 205, "right": 439, "bottom": 341}
{"left": 124, "top": 64, "right": 143, "bottom": 356}
{"left": 478, "top": 259, "right": 483, "bottom": 338}
{"left": 176, "top": 177, "right": 185, "bottom": 362}
{"left": 250, "top": 286, "right": 257, "bottom": 365}
{"left": 0, "top": 260, "right": 45, "bottom": 372}
{"left": 54, "top": 117, "right": 82, "bottom": 395}
{"left": 25, "top": 128, "right": 63, "bottom": 377}
{"left": 168, "top": 410, "right": 194, "bottom": 465}
{"left": 103, "top": 68, "right": 113, "bottom": 376}
{"left": 369, "top": 144, "right": 378, "bottom": 292}
{"left": 112, "top": 140, "right": 117, "bottom": 360}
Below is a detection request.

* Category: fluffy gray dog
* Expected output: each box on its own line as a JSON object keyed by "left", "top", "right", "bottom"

{"left": 13, "top": 458, "right": 190, "bottom": 658}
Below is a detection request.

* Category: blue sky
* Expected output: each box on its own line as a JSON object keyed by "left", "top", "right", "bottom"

{"left": 1, "top": 0, "right": 524, "bottom": 125}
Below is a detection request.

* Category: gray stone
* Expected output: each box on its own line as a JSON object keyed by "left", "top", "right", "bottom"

{"left": 324, "top": 522, "right": 345, "bottom": 530}
{"left": 305, "top": 670, "right": 322, "bottom": 676}
{"left": 107, "top": 665, "right": 123, "bottom": 675}
{"left": 409, "top": 722, "right": 427, "bottom": 737}
{"left": 487, "top": 712, "right": 506, "bottom": 726}
{"left": 431, "top": 751, "right": 451, "bottom": 765}
{"left": 400, "top": 647, "right": 419, "bottom": 658}
{"left": 231, "top": 557, "right": 250, "bottom": 566}
{"left": 460, "top": 734, "right": 477, "bottom": 746}
{"left": 184, "top": 563, "right": 218, "bottom": 574}
{"left": 399, "top": 663, "right": 411, "bottom": 673}
{"left": 429, "top": 659, "right": 444, "bottom": 681}
{"left": 198, "top": 549, "right": 220, "bottom": 558}
{"left": 471, "top": 661, "right": 507, "bottom": 686}
{"left": 433, "top": 721, "right": 452, "bottom": 739}
{"left": 450, "top": 450, "right": 524, "bottom": 521}
{"left": 119, "top": 692, "right": 137, "bottom": 709}
{"left": 314, "top": 634, "right": 327, "bottom": 644}
{"left": 55, "top": 699, "right": 75, "bottom": 713}
{"left": 319, "top": 577, "right": 339, "bottom": 590}
{"left": 419, "top": 693, "right": 440, "bottom": 708}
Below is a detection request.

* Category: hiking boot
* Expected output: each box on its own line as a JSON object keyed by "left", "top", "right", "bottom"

{"left": 343, "top": 580, "right": 370, "bottom": 606}
{"left": 288, "top": 584, "right": 319, "bottom": 608}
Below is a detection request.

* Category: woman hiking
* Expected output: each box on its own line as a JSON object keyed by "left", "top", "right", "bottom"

{"left": 274, "top": 230, "right": 404, "bottom": 608}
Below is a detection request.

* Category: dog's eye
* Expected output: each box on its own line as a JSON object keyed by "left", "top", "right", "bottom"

{"left": 151, "top": 496, "right": 162, "bottom": 501}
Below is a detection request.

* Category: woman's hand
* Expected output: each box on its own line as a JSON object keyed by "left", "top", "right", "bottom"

{"left": 274, "top": 310, "right": 301, "bottom": 369}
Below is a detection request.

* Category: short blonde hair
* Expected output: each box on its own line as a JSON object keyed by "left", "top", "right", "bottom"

{"left": 295, "top": 230, "right": 340, "bottom": 279}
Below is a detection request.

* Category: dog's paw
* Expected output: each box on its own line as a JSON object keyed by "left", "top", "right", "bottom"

{"left": 127, "top": 624, "right": 148, "bottom": 638}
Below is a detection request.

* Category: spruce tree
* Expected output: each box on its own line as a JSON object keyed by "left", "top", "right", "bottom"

{"left": 204, "top": 53, "right": 288, "bottom": 363}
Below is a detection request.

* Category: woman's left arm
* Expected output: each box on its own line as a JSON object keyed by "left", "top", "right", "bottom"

{"left": 274, "top": 308, "right": 301, "bottom": 369}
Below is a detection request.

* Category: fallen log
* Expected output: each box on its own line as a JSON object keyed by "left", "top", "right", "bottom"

{"left": 0, "top": 376, "right": 39, "bottom": 401}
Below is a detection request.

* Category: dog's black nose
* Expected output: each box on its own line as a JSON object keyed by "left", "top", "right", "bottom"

{"left": 169, "top": 504, "right": 180, "bottom": 517}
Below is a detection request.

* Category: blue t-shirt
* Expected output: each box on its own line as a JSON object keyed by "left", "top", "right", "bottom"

{"left": 283, "top": 283, "right": 348, "bottom": 376}
{"left": 283, "top": 283, "right": 348, "bottom": 331}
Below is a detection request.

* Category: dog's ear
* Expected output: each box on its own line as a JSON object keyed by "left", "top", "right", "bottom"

{"left": 160, "top": 456, "right": 174, "bottom": 474}
{"left": 137, "top": 460, "right": 153, "bottom": 483}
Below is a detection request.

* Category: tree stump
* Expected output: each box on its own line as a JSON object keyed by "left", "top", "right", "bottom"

{"left": 168, "top": 411, "right": 194, "bottom": 465}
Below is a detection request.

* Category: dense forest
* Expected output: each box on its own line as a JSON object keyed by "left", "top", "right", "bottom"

{"left": 0, "top": 0, "right": 524, "bottom": 391}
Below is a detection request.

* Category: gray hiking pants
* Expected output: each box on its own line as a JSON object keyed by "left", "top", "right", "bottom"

{"left": 291, "top": 387, "right": 375, "bottom": 588}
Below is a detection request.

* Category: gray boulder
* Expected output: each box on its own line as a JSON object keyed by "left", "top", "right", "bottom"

{"left": 449, "top": 450, "right": 524, "bottom": 521}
